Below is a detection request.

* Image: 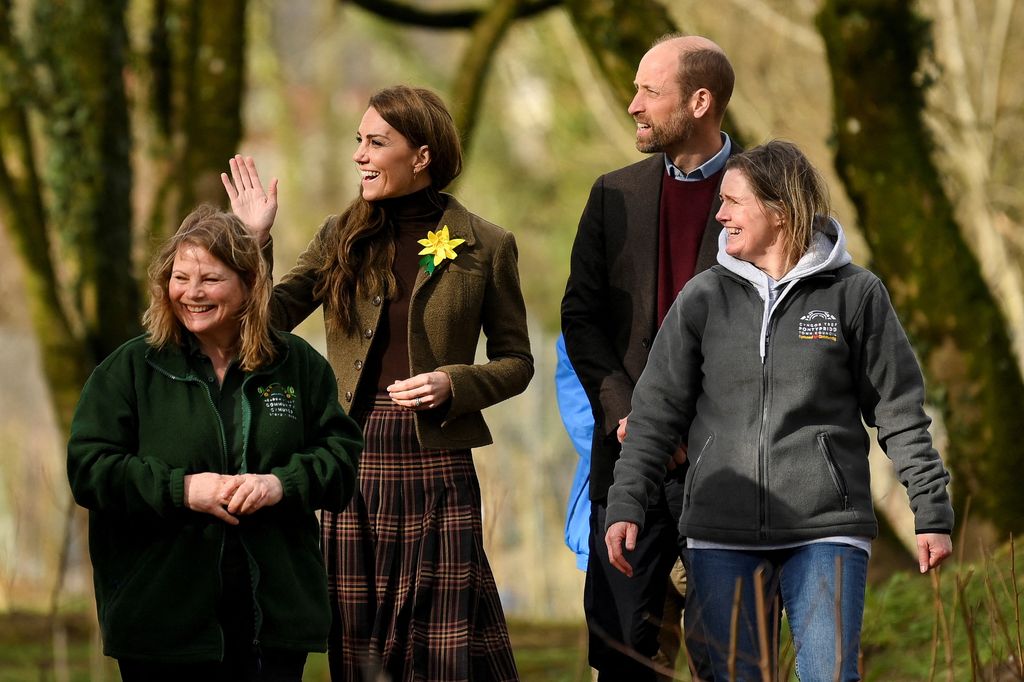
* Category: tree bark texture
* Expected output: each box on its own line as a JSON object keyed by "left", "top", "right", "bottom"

{"left": 451, "top": 0, "right": 523, "bottom": 152}
{"left": 818, "top": 0, "right": 1024, "bottom": 533}
{"left": 33, "top": 0, "right": 139, "bottom": 361}
{"left": 146, "top": 0, "right": 247, "bottom": 235}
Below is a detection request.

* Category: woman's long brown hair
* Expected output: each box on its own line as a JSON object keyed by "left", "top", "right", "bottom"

{"left": 315, "top": 85, "right": 463, "bottom": 333}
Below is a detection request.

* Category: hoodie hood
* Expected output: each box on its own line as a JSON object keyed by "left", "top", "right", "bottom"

{"left": 717, "top": 216, "right": 853, "bottom": 359}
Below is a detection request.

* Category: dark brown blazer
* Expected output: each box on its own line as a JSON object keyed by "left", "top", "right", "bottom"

{"left": 270, "top": 195, "right": 534, "bottom": 450}
{"left": 561, "top": 152, "right": 733, "bottom": 501}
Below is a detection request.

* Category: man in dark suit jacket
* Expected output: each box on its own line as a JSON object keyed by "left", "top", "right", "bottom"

{"left": 561, "top": 34, "right": 737, "bottom": 680}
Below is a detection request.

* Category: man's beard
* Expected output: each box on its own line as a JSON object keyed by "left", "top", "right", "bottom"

{"left": 635, "top": 107, "right": 695, "bottom": 154}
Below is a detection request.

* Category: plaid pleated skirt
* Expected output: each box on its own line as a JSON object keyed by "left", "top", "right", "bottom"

{"left": 322, "top": 395, "right": 519, "bottom": 682}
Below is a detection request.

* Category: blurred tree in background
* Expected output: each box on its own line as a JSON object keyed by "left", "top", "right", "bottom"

{"left": 1, "top": 0, "right": 1024, "bottom": 667}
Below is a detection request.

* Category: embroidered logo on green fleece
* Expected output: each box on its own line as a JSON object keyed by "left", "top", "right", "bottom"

{"left": 257, "top": 383, "right": 298, "bottom": 420}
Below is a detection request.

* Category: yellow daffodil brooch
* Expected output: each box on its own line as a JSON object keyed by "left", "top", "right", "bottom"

{"left": 417, "top": 225, "right": 465, "bottom": 275}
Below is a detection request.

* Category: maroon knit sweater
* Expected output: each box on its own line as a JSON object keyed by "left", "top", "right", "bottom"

{"left": 657, "top": 168, "right": 723, "bottom": 325}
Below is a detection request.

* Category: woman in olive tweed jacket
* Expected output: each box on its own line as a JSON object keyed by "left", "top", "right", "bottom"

{"left": 223, "top": 86, "right": 532, "bottom": 681}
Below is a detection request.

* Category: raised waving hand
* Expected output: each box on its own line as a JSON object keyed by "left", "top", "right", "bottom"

{"left": 221, "top": 154, "right": 278, "bottom": 245}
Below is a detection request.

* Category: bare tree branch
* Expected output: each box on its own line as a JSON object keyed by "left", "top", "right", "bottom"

{"left": 927, "top": 0, "right": 1024, "bottom": 371}
{"left": 721, "top": 0, "right": 823, "bottom": 54}
{"left": 979, "top": 0, "right": 1016, "bottom": 143}
{"left": 451, "top": 0, "right": 524, "bottom": 151}
{"left": 345, "top": 0, "right": 559, "bottom": 29}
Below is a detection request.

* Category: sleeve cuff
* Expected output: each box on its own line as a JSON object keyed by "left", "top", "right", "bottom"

{"left": 170, "top": 468, "right": 186, "bottom": 508}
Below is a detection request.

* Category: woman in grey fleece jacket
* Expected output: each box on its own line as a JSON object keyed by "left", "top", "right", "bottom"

{"left": 604, "top": 141, "right": 953, "bottom": 681}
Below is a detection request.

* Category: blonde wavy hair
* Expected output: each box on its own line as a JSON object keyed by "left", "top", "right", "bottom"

{"left": 725, "top": 140, "right": 831, "bottom": 273}
{"left": 143, "top": 204, "right": 276, "bottom": 371}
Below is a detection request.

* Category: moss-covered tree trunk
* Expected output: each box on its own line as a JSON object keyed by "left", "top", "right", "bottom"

{"left": 146, "top": 0, "right": 247, "bottom": 240}
{"left": 2, "top": 0, "right": 137, "bottom": 424}
{"left": 0, "top": 0, "right": 91, "bottom": 427}
{"left": 818, "top": 0, "right": 1024, "bottom": 535}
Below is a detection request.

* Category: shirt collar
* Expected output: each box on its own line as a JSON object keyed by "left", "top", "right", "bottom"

{"left": 664, "top": 132, "right": 732, "bottom": 182}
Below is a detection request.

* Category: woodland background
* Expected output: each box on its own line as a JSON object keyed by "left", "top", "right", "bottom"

{"left": 2, "top": 0, "right": 1024, "bottom": 678}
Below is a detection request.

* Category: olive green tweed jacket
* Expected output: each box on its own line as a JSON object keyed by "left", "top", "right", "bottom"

{"left": 270, "top": 195, "right": 534, "bottom": 448}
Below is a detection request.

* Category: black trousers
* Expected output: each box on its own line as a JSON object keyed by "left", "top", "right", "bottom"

{"left": 585, "top": 481, "right": 684, "bottom": 681}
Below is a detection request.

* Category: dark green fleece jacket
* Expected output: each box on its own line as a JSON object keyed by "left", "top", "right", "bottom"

{"left": 67, "top": 332, "right": 362, "bottom": 662}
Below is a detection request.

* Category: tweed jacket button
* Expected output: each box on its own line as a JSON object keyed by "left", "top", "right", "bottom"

{"left": 372, "top": 295, "right": 382, "bottom": 306}
{"left": 364, "top": 328, "right": 373, "bottom": 339}
{"left": 354, "top": 359, "right": 363, "bottom": 369}
{"left": 641, "top": 337, "right": 651, "bottom": 349}
{"left": 344, "top": 391, "right": 353, "bottom": 401}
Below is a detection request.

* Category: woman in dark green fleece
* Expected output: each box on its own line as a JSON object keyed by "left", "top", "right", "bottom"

{"left": 67, "top": 205, "right": 363, "bottom": 681}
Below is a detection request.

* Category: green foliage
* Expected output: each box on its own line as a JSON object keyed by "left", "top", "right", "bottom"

{"left": 861, "top": 541, "right": 1024, "bottom": 680}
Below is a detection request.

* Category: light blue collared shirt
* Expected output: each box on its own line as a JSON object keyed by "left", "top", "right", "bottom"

{"left": 664, "top": 132, "right": 732, "bottom": 181}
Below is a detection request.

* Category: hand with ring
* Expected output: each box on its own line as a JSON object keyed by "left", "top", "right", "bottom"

{"left": 387, "top": 372, "right": 452, "bottom": 411}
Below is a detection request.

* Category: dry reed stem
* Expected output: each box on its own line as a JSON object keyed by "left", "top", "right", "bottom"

{"left": 729, "top": 577, "right": 742, "bottom": 681}
{"left": 753, "top": 566, "right": 772, "bottom": 681}
{"left": 955, "top": 568, "right": 979, "bottom": 681}
{"left": 1012, "top": 534, "right": 1023, "bottom": 677}
{"left": 980, "top": 546, "right": 1013, "bottom": 666}
{"left": 930, "top": 567, "right": 955, "bottom": 682}
{"left": 928, "top": 582, "right": 940, "bottom": 682}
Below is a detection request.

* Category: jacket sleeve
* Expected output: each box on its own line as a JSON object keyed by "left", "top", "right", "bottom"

{"left": 561, "top": 177, "right": 634, "bottom": 437}
{"left": 67, "top": 363, "right": 186, "bottom": 518}
{"left": 604, "top": 289, "right": 702, "bottom": 531}
{"left": 271, "top": 348, "right": 362, "bottom": 514}
{"left": 269, "top": 217, "right": 334, "bottom": 332}
{"left": 438, "top": 230, "right": 534, "bottom": 419}
{"left": 852, "top": 278, "right": 954, "bottom": 534}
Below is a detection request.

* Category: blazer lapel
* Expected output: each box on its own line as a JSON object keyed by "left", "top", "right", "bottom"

{"left": 627, "top": 155, "right": 667, "bottom": 337}
{"left": 411, "top": 195, "right": 476, "bottom": 299}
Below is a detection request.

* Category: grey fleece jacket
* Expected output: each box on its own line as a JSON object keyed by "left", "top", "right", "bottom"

{"left": 606, "top": 219, "right": 954, "bottom": 544}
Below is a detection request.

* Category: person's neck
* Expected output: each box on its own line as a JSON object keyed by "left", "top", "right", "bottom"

{"left": 196, "top": 334, "right": 239, "bottom": 381}
{"left": 379, "top": 185, "right": 444, "bottom": 222}
{"left": 756, "top": 253, "right": 791, "bottom": 281}
{"left": 665, "top": 129, "right": 724, "bottom": 175}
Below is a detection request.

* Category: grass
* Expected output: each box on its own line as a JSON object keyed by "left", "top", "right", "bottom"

{"left": 3, "top": 540, "right": 1024, "bottom": 681}
{"left": 0, "top": 613, "right": 586, "bottom": 682}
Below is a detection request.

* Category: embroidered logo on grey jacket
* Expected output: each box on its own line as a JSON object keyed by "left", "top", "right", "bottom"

{"left": 798, "top": 310, "right": 838, "bottom": 342}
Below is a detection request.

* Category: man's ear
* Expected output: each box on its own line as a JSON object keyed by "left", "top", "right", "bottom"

{"left": 691, "top": 88, "right": 713, "bottom": 120}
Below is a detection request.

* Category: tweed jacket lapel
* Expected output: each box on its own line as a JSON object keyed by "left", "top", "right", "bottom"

{"left": 411, "top": 194, "right": 476, "bottom": 299}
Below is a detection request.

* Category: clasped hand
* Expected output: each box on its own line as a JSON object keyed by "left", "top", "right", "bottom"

{"left": 184, "top": 472, "right": 284, "bottom": 524}
{"left": 387, "top": 371, "right": 452, "bottom": 411}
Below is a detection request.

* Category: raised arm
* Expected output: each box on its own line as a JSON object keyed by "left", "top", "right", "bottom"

{"left": 221, "top": 154, "right": 279, "bottom": 246}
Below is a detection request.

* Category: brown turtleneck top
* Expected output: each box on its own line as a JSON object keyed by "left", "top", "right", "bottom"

{"left": 358, "top": 188, "right": 446, "bottom": 397}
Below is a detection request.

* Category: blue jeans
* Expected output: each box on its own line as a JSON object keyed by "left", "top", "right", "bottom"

{"left": 686, "top": 543, "right": 868, "bottom": 681}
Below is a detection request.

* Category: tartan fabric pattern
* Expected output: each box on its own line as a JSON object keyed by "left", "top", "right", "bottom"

{"left": 324, "top": 396, "right": 519, "bottom": 681}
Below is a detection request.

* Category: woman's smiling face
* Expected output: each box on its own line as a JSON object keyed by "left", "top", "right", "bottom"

{"left": 168, "top": 244, "right": 247, "bottom": 348}
{"left": 352, "top": 106, "right": 431, "bottom": 202}
{"left": 716, "top": 168, "right": 784, "bottom": 273}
